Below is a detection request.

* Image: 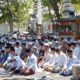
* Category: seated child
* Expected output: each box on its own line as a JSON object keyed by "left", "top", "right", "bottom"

{"left": 3, "top": 47, "right": 16, "bottom": 71}
{"left": 20, "top": 49, "right": 37, "bottom": 75}
{"left": 60, "top": 50, "right": 78, "bottom": 76}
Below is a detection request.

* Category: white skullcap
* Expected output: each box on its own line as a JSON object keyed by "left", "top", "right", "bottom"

{"left": 48, "top": 42, "right": 52, "bottom": 45}
{"left": 44, "top": 43, "right": 49, "bottom": 46}
{"left": 55, "top": 41, "right": 59, "bottom": 43}
{"left": 28, "top": 42, "right": 32, "bottom": 45}
{"left": 33, "top": 46, "right": 37, "bottom": 49}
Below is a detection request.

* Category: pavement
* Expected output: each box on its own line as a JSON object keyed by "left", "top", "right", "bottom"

{"left": 0, "top": 68, "right": 72, "bottom": 80}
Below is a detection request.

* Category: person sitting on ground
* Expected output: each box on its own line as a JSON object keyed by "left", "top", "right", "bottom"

{"left": 11, "top": 52, "right": 26, "bottom": 74}
{"left": 32, "top": 46, "right": 39, "bottom": 57}
{"left": 20, "top": 49, "right": 37, "bottom": 75}
{"left": 3, "top": 46, "right": 11, "bottom": 62}
{"left": 60, "top": 49, "right": 78, "bottom": 76}
{"left": 0, "top": 50, "right": 6, "bottom": 67}
{"left": 3, "top": 47, "right": 16, "bottom": 72}
{"left": 70, "top": 42, "right": 80, "bottom": 61}
{"left": 50, "top": 48, "right": 67, "bottom": 73}
{"left": 38, "top": 43, "right": 51, "bottom": 68}
{"left": 27, "top": 42, "right": 33, "bottom": 49}
{"left": 37, "top": 42, "right": 45, "bottom": 64}
{"left": 14, "top": 42, "right": 21, "bottom": 56}
{"left": 43, "top": 48, "right": 58, "bottom": 72}
{"left": 20, "top": 42, "right": 27, "bottom": 61}
{"left": 0, "top": 50, "right": 3, "bottom": 67}
{"left": 60, "top": 40, "right": 67, "bottom": 53}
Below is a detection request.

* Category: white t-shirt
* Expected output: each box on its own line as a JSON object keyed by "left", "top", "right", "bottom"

{"left": 15, "top": 47, "right": 22, "bottom": 55}
{"left": 63, "top": 55, "right": 78, "bottom": 70}
{"left": 43, "top": 53, "right": 58, "bottom": 67}
{"left": 55, "top": 51, "right": 67, "bottom": 67}
{"left": 14, "top": 55, "right": 26, "bottom": 70}
{"left": 26, "top": 54, "right": 37, "bottom": 71}
{"left": 73, "top": 46, "right": 80, "bottom": 59}
{"left": 44, "top": 48, "right": 51, "bottom": 63}
{"left": 3, "top": 54, "right": 15, "bottom": 68}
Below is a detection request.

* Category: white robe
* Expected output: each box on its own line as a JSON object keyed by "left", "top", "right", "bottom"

{"left": 14, "top": 55, "right": 26, "bottom": 70}
{"left": 55, "top": 51, "right": 67, "bottom": 67}
{"left": 26, "top": 54, "right": 37, "bottom": 72}
{"left": 43, "top": 53, "right": 58, "bottom": 67}
{"left": 63, "top": 55, "right": 78, "bottom": 71}
{"left": 3, "top": 54, "right": 15, "bottom": 69}
{"left": 73, "top": 46, "right": 80, "bottom": 60}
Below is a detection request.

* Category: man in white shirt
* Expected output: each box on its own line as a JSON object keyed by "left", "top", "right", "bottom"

{"left": 50, "top": 48, "right": 67, "bottom": 73}
{"left": 55, "top": 49, "right": 67, "bottom": 67}
{"left": 20, "top": 49, "right": 37, "bottom": 75}
{"left": 27, "top": 42, "right": 33, "bottom": 49}
{"left": 3, "top": 47, "right": 16, "bottom": 71}
{"left": 32, "top": 46, "right": 39, "bottom": 57}
{"left": 12, "top": 54, "right": 26, "bottom": 73}
{"left": 60, "top": 49, "right": 78, "bottom": 76}
{"left": 38, "top": 43, "right": 51, "bottom": 68}
{"left": 43, "top": 48, "right": 58, "bottom": 71}
{"left": 15, "top": 42, "right": 21, "bottom": 56}
{"left": 70, "top": 42, "right": 80, "bottom": 61}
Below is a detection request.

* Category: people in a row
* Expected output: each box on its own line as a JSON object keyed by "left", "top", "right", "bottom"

{"left": 0, "top": 34, "right": 80, "bottom": 77}
{"left": 0, "top": 43, "right": 78, "bottom": 76}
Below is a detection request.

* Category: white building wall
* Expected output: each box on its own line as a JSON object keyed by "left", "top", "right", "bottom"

{"left": 0, "top": 24, "right": 10, "bottom": 34}
{"left": 43, "top": 22, "right": 53, "bottom": 33}
{"left": 62, "top": 0, "right": 74, "bottom": 18}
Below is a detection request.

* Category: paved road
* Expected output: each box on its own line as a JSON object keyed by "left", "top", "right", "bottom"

{"left": 0, "top": 68, "right": 72, "bottom": 80}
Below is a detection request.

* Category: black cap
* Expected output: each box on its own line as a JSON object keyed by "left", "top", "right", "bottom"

{"left": 55, "top": 47, "right": 60, "bottom": 52}
{"left": 25, "top": 49, "right": 31, "bottom": 53}
{"left": 21, "top": 43, "right": 26, "bottom": 46}
{"left": 10, "top": 47, "right": 15, "bottom": 52}
{"left": 5, "top": 46, "right": 10, "bottom": 49}
{"left": 51, "top": 48, "right": 55, "bottom": 51}
{"left": 71, "top": 42, "right": 76, "bottom": 46}
{"left": 15, "top": 42, "right": 19, "bottom": 46}
{"left": 1, "top": 50, "right": 5, "bottom": 53}
{"left": 39, "top": 42, "right": 44, "bottom": 46}
{"left": 6, "top": 43, "right": 12, "bottom": 47}
{"left": 67, "top": 42, "right": 71, "bottom": 46}
{"left": 67, "top": 49, "right": 73, "bottom": 53}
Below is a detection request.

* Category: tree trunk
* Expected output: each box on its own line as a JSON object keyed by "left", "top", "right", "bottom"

{"left": 49, "top": 0, "right": 60, "bottom": 20}
{"left": 6, "top": 0, "right": 13, "bottom": 35}
{"left": 49, "top": 0, "right": 60, "bottom": 35}
{"left": 48, "top": 7, "right": 53, "bottom": 21}
{"left": 8, "top": 12, "right": 13, "bottom": 35}
{"left": 9, "top": 20, "right": 13, "bottom": 33}
{"left": 48, "top": 7, "right": 54, "bottom": 32}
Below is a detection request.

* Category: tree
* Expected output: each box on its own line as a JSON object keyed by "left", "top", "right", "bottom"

{"left": 71, "top": 0, "right": 80, "bottom": 13}
{"left": 42, "top": 0, "right": 61, "bottom": 21}
{"left": 42, "top": 0, "right": 80, "bottom": 20}
{"left": 42, "top": 0, "right": 53, "bottom": 22}
{"left": 0, "top": 0, "right": 33, "bottom": 34}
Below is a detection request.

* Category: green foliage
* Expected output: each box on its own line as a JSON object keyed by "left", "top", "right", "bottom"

{"left": 0, "top": 0, "right": 33, "bottom": 27}
{"left": 71, "top": 0, "right": 80, "bottom": 4}
{"left": 42, "top": 0, "right": 80, "bottom": 22}
{"left": 42, "top": 0, "right": 62, "bottom": 21}
{"left": 42, "top": 0, "right": 52, "bottom": 8}
{"left": 71, "top": 0, "right": 80, "bottom": 13}
{"left": 43, "top": 13, "right": 54, "bottom": 21}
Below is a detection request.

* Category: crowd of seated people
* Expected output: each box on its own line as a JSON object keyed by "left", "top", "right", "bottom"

{"left": 0, "top": 33, "right": 80, "bottom": 78}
